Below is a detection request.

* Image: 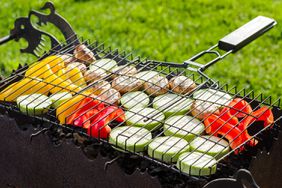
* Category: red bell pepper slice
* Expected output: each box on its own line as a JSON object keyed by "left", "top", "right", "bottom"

{"left": 87, "top": 116, "right": 112, "bottom": 139}
{"left": 66, "top": 97, "right": 103, "bottom": 125}
{"left": 218, "top": 107, "right": 239, "bottom": 126}
{"left": 204, "top": 114, "right": 252, "bottom": 150}
{"left": 229, "top": 98, "right": 253, "bottom": 118}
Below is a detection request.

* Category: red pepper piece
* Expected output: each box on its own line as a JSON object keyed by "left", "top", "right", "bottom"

{"left": 218, "top": 107, "right": 239, "bottom": 125}
{"left": 66, "top": 97, "right": 102, "bottom": 125}
{"left": 253, "top": 106, "right": 274, "bottom": 127}
{"left": 87, "top": 116, "right": 111, "bottom": 139}
{"left": 114, "top": 108, "right": 125, "bottom": 123}
{"left": 229, "top": 98, "right": 253, "bottom": 118}
{"left": 204, "top": 114, "right": 248, "bottom": 150}
{"left": 239, "top": 106, "right": 274, "bottom": 129}
{"left": 237, "top": 116, "right": 258, "bottom": 146}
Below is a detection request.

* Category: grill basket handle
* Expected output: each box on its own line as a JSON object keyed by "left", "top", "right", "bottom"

{"left": 218, "top": 16, "right": 276, "bottom": 52}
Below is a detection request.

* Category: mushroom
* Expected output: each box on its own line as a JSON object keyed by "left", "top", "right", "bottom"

{"left": 98, "top": 88, "right": 121, "bottom": 105}
{"left": 112, "top": 75, "right": 142, "bottom": 94}
{"left": 169, "top": 75, "right": 196, "bottom": 94}
{"left": 57, "top": 53, "right": 76, "bottom": 66}
{"left": 74, "top": 44, "right": 96, "bottom": 64}
{"left": 110, "top": 65, "right": 137, "bottom": 79}
{"left": 84, "top": 69, "right": 108, "bottom": 83}
{"left": 90, "top": 80, "right": 111, "bottom": 95}
{"left": 191, "top": 100, "right": 220, "bottom": 120}
{"left": 144, "top": 75, "right": 169, "bottom": 96}
{"left": 66, "top": 62, "right": 87, "bottom": 74}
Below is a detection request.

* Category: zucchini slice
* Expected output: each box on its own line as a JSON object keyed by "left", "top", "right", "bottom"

{"left": 190, "top": 136, "right": 229, "bottom": 159}
{"left": 120, "top": 91, "right": 150, "bottom": 109}
{"left": 148, "top": 136, "right": 190, "bottom": 163}
{"left": 135, "top": 71, "right": 159, "bottom": 82}
{"left": 164, "top": 115, "right": 205, "bottom": 142}
{"left": 49, "top": 92, "right": 72, "bottom": 109}
{"left": 153, "top": 93, "right": 193, "bottom": 117}
{"left": 125, "top": 107, "right": 165, "bottom": 131}
{"left": 177, "top": 151, "right": 217, "bottom": 176}
{"left": 17, "top": 94, "right": 52, "bottom": 115}
{"left": 192, "top": 89, "right": 232, "bottom": 119}
{"left": 193, "top": 89, "right": 232, "bottom": 106}
{"left": 90, "top": 58, "right": 118, "bottom": 72}
{"left": 109, "top": 126, "right": 152, "bottom": 152}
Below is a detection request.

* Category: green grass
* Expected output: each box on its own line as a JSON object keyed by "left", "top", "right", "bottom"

{"left": 0, "top": 0, "right": 281, "bottom": 99}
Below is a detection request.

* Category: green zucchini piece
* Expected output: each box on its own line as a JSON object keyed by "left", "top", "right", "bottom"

{"left": 135, "top": 71, "right": 159, "bottom": 82}
{"left": 125, "top": 107, "right": 165, "bottom": 131}
{"left": 148, "top": 136, "right": 190, "bottom": 163}
{"left": 90, "top": 58, "right": 118, "bottom": 72}
{"left": 120, "top": 91, "right": 150, "bottom": 109}
{"left": 17, "top": 94, "right": 52, "bottom": 115}
{"left": 109, "top": 126, "right": 152, "bottom": 152}
{"left": 177, "top": 151, "right": 217, "bottom": 176}
{"left": 153, "top": 93, "right": 193, "bottom": 117}
{"left": 193, "top": 89, "right": 232, "bottom": 106}
{"left": 190, "top": 136, "right": 229, "bottom": 159}
{"left": 49, "top": 92, "right": 72, "bottom": 109}
{"left": 164, "top": 115, "right": 205, "bottom": 142}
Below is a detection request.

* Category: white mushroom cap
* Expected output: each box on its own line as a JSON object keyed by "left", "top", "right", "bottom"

{"left": 110, "top": 65, "right": 137, "bottom": 79}
{"left": 90, "top": 80, "right": 112, "bottom": 95}
{"left": 84, "top": 69, "right": 108, "bottom": 83}
{"left": 169, "top": 76, "right": 196, "bottom": 94}
{"left": 98, "top": 88, "right": 121, "bottom": 105}
{"left": 112, "top": 75, "right": 142, "bottom": 94}
{"left": 144, "top": 75, "right": 169, "bottom": 96}
{"left": 74, "top": 44, "right": 96, "bottom": 64}
{"left": 66, "top": 62, "right": 87, "bottom": 74}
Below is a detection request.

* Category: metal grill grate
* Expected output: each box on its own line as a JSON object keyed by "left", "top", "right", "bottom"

{"left": 0, "top": 31, "right": 281, "bottom": 180}
{"left": 0, "top": 5, "right": 280, "bottom": 185}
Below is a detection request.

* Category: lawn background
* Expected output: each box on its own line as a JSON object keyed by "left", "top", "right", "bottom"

{"left": 0, "top": 0, "right": 281, "bottom": 99}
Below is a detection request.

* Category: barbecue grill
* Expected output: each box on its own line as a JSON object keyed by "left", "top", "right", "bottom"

{"left": 0, "top": 2, "right": 281, "bottom": 188}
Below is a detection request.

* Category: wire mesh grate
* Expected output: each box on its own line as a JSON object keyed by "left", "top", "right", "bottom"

{"left": 0, "top": 37, "right": 280, "bottom": 180}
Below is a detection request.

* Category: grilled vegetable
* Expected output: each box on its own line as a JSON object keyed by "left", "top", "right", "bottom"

{"left": 66, "top": 66, "right": 87, "bottom": 88}
{"left": 90, "top": 58, "right": 118, "bottom": 72}
{"left": 56, "top": 92, "right": 91, "bottom": 124}
{"left": 109, "top": 126, "right": 152, "bottom": 152}
{"left": 190, "top": 136, "right": 229, "bottom": 159}
{"left": 164, "top": 115, "right": 205, "bottom": 142}
{"left": 120, "top": 91, "right": 150, "bottom": 109}
{"left": 25, "top": 55, "right": 64, "bottom": 76}
{"left": 153, "top": 93, "right": 193, "bottom": 117}
{"left": 148, "top": 136, "right": 189, "bottom": 163}
{"left": 74, "top": 44, "right": 95, "bottom": 64}
{"left": 176, "top": 152, "right": 217, "bottom": 176}
{"left": 87, "top": 106, "right": 125, "bottom": 139}
{"left": 84, "top": 69, "right": 108, "bottom": 83}
{"left": 90, "top": 80, "right": 111, "bottom": 95}
{"left": 204, "top": 114, "right": 246, "bottom": 150}
{"left": 0, "top": 78, "right": 50, "bottom": 102}
{"left": 50, "top": 92, "right": 73, "bottom": 109}
{"left": 169, "top": 76, "right": 196, "bottom": 94}
{"left": 144, "top": 75, "right": 169, "bottom": 96}
{"left": 112, "top": 76, "right": 142, "bottom": 94}
{"left": 57, "top": 53, "right": 76, "bottom": 66}
{"left": 17, "top": 94, "right": 52, "bottom": 115}
{"left": 191, "top": 89, "right": 232, "bottom": 119}
{"left": 98, "top": 88, "right": 121, "bottom": 105}
{"left": 66, "top": 62, "right": 87, "bottom": 74}
{"left": 110, "top": 65, "right": 137, "bottom": 79}
{"left": 135, "top": 71, "right": 159, "bottom": 83}
{"left": 125, "top": 107, "right": 165, "bottom": 131}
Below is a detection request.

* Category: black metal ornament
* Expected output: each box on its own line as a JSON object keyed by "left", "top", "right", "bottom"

{"left": 0, "top": 1, "right": 77, "bottom": 57}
